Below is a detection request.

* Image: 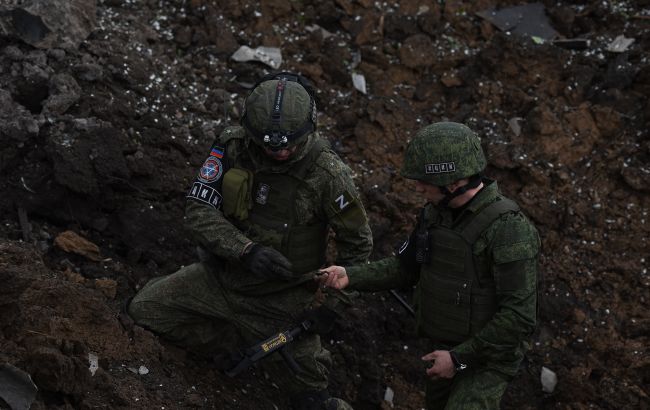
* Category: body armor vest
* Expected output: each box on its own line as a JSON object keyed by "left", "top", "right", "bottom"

{"left": 416, "top": 198, "right": 519, "bottom": 344}
{"left": 232, "top": 139, "right": 329, "bottom": 274}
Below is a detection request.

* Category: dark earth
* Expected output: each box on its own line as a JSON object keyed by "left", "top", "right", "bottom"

{"left": 1, "top": 0, "right": 649, "bottom": 409}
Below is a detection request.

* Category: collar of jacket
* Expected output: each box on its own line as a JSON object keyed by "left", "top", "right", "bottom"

{"left": 428, "top": 178, "right": 500, "bottom": 225}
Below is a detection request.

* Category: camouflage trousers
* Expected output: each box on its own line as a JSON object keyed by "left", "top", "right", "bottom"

{"left": 128, "top": 262, "right": 351, "bottom": 409}
{"left": 424, "top": 368, "right": 509, "bottom": 410}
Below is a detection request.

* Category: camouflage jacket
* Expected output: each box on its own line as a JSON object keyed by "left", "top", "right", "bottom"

{"left": 184, "top": 126, "right": 373, "bottom": 270}
{"left": 346, "top": 181, "right": 539, "bottom": 375}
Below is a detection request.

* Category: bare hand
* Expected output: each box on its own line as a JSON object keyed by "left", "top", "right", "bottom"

{"left": 421, "top": 350, "right": 456, "bottom": 379}
{"left": 316, "top": 266, "right": 349, "bottom": 290}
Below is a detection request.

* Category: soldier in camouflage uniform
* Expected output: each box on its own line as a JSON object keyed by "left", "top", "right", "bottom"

{"left": 128, "top": 72, "right": 372, "bottom": 410}
{"left": 320, "top": 122, "right": 539, "bottom": 409}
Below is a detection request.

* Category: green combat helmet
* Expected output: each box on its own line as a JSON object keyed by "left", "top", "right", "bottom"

{"left": 401, "top": 122, "right": 486, "bottom": 186}
{"left": 241, "top": 72, "right": 317, "bottom": 151}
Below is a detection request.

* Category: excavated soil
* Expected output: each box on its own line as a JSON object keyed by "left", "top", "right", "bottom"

{"left": 0, "top": 1, "right": 648, "bottom": 409}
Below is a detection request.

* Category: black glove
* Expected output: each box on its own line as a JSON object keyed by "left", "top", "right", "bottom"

{"left": 241, "top": 243, "right": 294, "bottom": 280}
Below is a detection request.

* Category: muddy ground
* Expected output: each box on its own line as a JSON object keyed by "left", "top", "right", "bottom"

{"left": 0, "top": 0, "right": 649, "bottom": 409}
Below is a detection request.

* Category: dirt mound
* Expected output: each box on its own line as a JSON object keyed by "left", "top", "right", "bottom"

{"left": 0, "top": 0, "right": 648, "bottom": 409}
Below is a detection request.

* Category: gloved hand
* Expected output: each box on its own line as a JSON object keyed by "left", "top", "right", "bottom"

{"left": 241, "top": 243, "right": 294, "bottom": 280}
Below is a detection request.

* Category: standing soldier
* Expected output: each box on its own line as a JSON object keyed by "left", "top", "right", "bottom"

{"left": 129, "top": 72, "right": 373, "bottom": 410}
{"left": 320, "top": 122, "right": 539, "bottom": 409}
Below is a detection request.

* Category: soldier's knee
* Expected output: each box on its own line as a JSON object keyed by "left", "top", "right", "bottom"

{"left": 126, "top": 296, "right": 145, "bottom": 323}
{"left": 126, "top": 288, "right": 161, "bottom": 325}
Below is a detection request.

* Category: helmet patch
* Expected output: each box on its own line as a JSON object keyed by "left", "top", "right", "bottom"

{"left": 198, "top": 157, "right": 223, "bottom": 183}
{"left": 425, "top": 162, "right": 456, "bottom": 174}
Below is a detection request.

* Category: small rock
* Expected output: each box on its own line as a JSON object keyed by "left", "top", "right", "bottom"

{"left": 541, "top": 366, "right": 558, "bottom": 393}
{"left": 383, "top": 386, "right": 394, "bottom": 407}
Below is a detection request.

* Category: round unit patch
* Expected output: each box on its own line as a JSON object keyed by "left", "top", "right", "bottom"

{"left": 198, "top": 157, "right": 223, "bottom": 183}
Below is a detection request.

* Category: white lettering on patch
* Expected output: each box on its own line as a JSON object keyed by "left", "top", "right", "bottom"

{"left": 425, "top": 162, "right": 456, "bottom": 174}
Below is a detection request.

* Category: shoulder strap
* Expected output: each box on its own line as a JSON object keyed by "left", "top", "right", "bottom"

{"left": 215, "top": 127, "right": 246, "bottom": 169}
{"left": 460, "top": 198, "right": 520, "bottom": 244}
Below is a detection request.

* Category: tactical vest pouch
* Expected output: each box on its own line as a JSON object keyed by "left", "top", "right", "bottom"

{"left": 222, "top": 168, "right": 253, "bottom": 220}
{"left": 418, "top": 273, "right": 472, "bottom": 343}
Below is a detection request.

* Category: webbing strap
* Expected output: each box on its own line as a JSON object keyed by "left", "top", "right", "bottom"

{"left": 460, "top": 198, "right": 519, "bottom": 244}
{"left": 270, "top": 78, "right": 287, "bottom": 133}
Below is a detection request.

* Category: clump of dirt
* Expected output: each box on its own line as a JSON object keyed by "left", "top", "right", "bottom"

{"left": 0, "top": 0, "right": 648, "bottom": 409}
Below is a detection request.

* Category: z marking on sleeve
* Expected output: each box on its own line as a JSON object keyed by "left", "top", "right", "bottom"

{"left": 335, "top": 194, "right": 350, "bottom": 210}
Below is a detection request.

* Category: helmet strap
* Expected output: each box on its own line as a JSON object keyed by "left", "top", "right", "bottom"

{"left": 439, "top": 174, "right": 483, "bottom": 207}
{"left": 264, "top": 78, "right": 288, "bottom": 151}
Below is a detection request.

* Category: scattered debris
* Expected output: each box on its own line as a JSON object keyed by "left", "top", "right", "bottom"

{"left": 606, "top": 35, "right": 635, "bottom": 53}
{"left": 127, "top": 364, "right": 150, "bottom": 376}
{"left": 541, "top": 366, "right": 558, "bottom": 393}
{"left": 88, "top": 353, "right": 99, "bottom": 376}
{"left": 305, "top": 24, "right": 333, "bottom": 39}
{"left": 352, "top": 72, "right": 367, "bottom": 94}
{"left": 231, "top": 46, "right": 282, "bottom": 69}
{"left": 531, "top": 36, "right": 545, "bottom": 44}
{"left": 0, "top": 363, "right": 38, "bottom": 410}
{"left": 53, "top": 230, "right": 103, "bottom": 261}
{"left": 383, "top": 386, "right": 394, "bottom": 407}
{"left": 477, "top": 3, "right": 558, "bottom": 40}
{"left": 508, "top": 117, "right": 524, "bottom": 136}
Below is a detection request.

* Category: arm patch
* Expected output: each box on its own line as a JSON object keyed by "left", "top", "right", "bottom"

{"left": 187, "top": 182, "right": 223, "bottom": 208}
{"left": 186, "top": 142, "right": 228, "bottom": 210}
{"left": 329, "top": 190, "right": 366, "bottom": 230}
{"left": 333, "top": 190, "right": 354, "bottom": 212}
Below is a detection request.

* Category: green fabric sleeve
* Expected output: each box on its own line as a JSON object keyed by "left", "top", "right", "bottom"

{"left": 347, "top": 257, "right": 418, "bottom": 291}
{"left": 184, "top": 200, "right": 251, "bottom": 261}
{"left": 318, "top": 152, "right": 373, "bottom": 265}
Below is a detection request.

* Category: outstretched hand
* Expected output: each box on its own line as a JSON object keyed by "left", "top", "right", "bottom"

{"left": 421, "top": 350, "right": 456, "bottom": 379}
{"left": 316, "top": 266, "right": 349, "bottom": 289}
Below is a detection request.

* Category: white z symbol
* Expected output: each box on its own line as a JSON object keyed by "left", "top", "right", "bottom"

{"left": 336, "top": 194, "right": 349, "bottom": 210}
